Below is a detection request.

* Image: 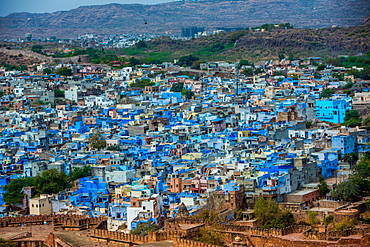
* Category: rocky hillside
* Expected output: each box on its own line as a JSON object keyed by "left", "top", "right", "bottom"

{"left": 127, "top": 19, "right": 370, "bottom": 62}
{"left": 1, "top": 0, "right": 369, "bottom": 39}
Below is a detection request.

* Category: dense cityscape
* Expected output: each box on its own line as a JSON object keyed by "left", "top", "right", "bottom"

{"left": 0, "top": 1, "right": 370, "bottom": 247}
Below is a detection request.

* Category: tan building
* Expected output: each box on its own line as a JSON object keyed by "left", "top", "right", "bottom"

{"left": 29, "top": 194, "right": 52, "bottom": 215}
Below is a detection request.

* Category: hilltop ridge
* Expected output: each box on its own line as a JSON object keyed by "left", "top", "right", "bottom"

{"left": 1, "top": 0, "right": 370, "bottom": 39}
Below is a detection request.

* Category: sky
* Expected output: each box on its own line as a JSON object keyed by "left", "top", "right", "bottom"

{"left": 0, "top": 0, "right": 170, "bottom": 17}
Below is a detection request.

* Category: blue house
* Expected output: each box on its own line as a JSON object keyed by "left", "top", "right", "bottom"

{"left": 332, "top": 135, "right": 357, "bottom": 156}
{"left": 315, "top": 99, "right": 351, "bottom": 124}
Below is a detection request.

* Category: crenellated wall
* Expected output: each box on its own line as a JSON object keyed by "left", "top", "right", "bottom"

{"left": 174, "top": 238, "right": 220, "bottom": 247}
{"left": 13, "top": 240, "right": 45, "bottom": 247}
{"left": 53, "top": 216, "right": 105, "bottom": 231}
{"left": 211, "top": 223, "right": 310, "bottom": 237}
{"left": 248, "top": 234, "right": 370, "bottom": 247}
{"left": 90, "top": 229, "right": 149, "bottom": 244}
{"left": 0, "top": 214, "right": 105, "bottom": 230}
{"left": 90, "top": 229, "right": 185, "bottom": 245}
{"left": 303, "top": 226, "right": 370, "bottom": 241}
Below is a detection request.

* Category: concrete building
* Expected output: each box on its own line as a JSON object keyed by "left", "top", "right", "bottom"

{"left": 29, "top": 194, "right": 53, "bottom": 215}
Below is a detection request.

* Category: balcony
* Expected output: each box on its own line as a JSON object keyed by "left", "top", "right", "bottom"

{"left": 262, "top": 185, "right": 279, "bottom": 191}
{"left": 262, "top": 191, "right": 278, "bottom": 197}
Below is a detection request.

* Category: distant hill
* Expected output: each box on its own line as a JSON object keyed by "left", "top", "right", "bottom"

{"left": 117, "top": 18, "right": 370, "bottom": 62}
{"left": 1, "top": 0, "right": 370, "bottom": 39}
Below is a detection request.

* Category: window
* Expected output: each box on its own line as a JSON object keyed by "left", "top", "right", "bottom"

{"left": 32, "top": 204, "right": 34, "bottom": 207}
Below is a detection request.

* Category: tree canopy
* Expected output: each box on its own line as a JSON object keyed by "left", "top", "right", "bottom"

{"left": 181, "top": 89, "right": 194, "bottom": 99}
{"left": 55, "top": 67, "right": 72, "bottom": 76}
{"left": 33, "top": 169, "right": 69, "bottom": 195}
{"left": 130, "top": 79, "right": 155, "bottom": 88}
{"left": 4, "top": 169, "right": 69, "bottom": 204}
{"left": 54, "top": 89, "right": 65, "bottom": 97}
{"left": 3, "top": 177, "right": 34, "bottom": 205}
{"left": 318, "top": 176, "right": 330, "bottom": 197}
{"left": 331, "top": 156, "right": 370, "bottom": 201}
{"left": 89, "top": 133, "right": 107, "bottom": 150}
{"left": 254, "top": 197, "right": 294, "bottom": 228}
{"left": 69, "top": 165, "right": 91, "bottom": 183}
{"left": 170, "top": 82, "right": 184, "bottom": 92}
{"left": 0, "top": 238, "right": 17, "bottom": 247}
{"left": 343, "top": 110, "right": 362, "bottom": 127}
{"left": 130, "top": 222, "right": 158, "bottom": 236}
{"left": 176, "top": 55, "right": 199, "bottom": 67}
{"left": 321, "top": 88, "right": 334, "bottom": 98}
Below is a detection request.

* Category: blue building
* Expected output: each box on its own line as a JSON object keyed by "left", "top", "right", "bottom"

{"left": 315, "top": 99, "right": 351, "bottom": 124}
{"left": 332, "top": 135, "right": 357, "bottom": 156}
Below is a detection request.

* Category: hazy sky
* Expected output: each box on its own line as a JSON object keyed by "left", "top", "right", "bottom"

{"left": 0, "top": 0, "right": 170, "bottom": 17}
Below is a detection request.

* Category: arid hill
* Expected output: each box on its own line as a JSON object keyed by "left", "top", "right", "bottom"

{"left": 0, "top": 0, "right": 369, "bottom": 39}
{"left": 125, "top": 19, "right": 370, "bottom": 62}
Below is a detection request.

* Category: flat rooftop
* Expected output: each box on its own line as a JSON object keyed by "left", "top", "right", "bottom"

{"left": 288, "top": 189, "right": 317, "bottom": 196}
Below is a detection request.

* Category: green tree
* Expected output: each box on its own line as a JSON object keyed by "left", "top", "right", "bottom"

{"left": 344, "top": 110, "right": 361, "bottom": 121}
{"left": 343, "top": 152, "right": 359, "bottom": 167}
{"left": 331, "top": 180, "right": 360, "bottom": 202}
{"left": 343, "top": 110, "right": 362, "bottom": 127}
{"left": 242, "top": 68, "right": 254, "bottom": 77}
{"left": 18, "top": 65, "right": 27, "bottom": 71}
{"left": 130, "top": 79, "right": 154, "bottom": 88}
{"left": 177, "top": 55, "right": 199, "bottom": 67}
{"left": 43, "top": 68, "right": 52, "bottom": 75}
{"left": 321, "top": 88, "right": 335, "bottom": 98}
{"left": 0, "top": 238, "right": 17, "bottom": 247}
{"left": 323, "top": 214, "right": 334, "bottom": 225}
{"left": 130, "top": 222, "right": 158, "bottom": 236}
{"left": 272, "top": 71, "right": 284, "bottom": 76}
{"left": 343, "top": 82, "right": 354, "bottom": 89}
{"left": 0, "top": 91, "right": 4, "bottom": 97}
{"left": 129, "top": 57, "right": 141, "bottom": 67}
{"left": 334, "top": 217, "right": 355, "bottom": 231}
{"left": 278, "top": 53, "right": 285, "bottom": 61}
{"left": 170, "top": 82, "right": 184, "bottom": 92}
{"left": 318, "top": 176, "right": 330, "bottom": 197}
{"left": 69, "top": 165, "right": 91, "bottom": 183}
{"left": 55, "top": 67, "right": 72, "bottom": 76}
{"left": 229, "top": 31, "right": 245, "bottom": 43}
{"left": 254, "top": 197, "right": 294, "bottom": 229}
{"left": 89, "top": 133, "right": 107, "bottom": 150}
{"left": 210, "top": 43, "right": 225, "bottom": 52}
{"left": 194, "top": 228, "right": 225, "bottom": 246}
{"left": 33, "top": 169, "right": 69, "bottom": 195}
{"left": 136, "top": 40, "right": 147, "bottom": 49}
{"left": 181, "top": 89, "right": 194, "bottom": 99}
{"left": 314, "top": 72, "right": 322, "bottom": 79}
{"left": 31, "top": 45, "right": 43, "bottom": 53}
{"left": 351, "top": 156, "right": 370, "bottom": 193}
{"left": 195, "top": 208, "right": 220, "bottom": 223}
{"left": 3, "top": 177, "right": 34, "bottom": 205}
{"left": 316, "top": 64, "right": 326, "bottom": 71}
{"left": 54, "top": 89, "right": 65, "bottom": 97}
{"left": 239, "top": 60, "right": 251, "bottom": 66}
{"left": 308, "top": 211, "right": 319, "bottom": 225}
{"left": 107, "top": 145, "right": 121, "bottom": 151}
{"left": 363, "top": 117, "right": 370, "bottom": 127}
